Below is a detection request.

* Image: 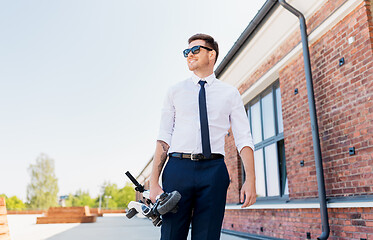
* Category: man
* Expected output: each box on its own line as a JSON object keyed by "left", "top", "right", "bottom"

{"left": 150, "top": 33, "right": 256, "bottom": 240}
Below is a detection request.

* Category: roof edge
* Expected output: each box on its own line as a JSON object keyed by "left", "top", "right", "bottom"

{"left": 215, "top": 0, "right": 279, "bottom": 78}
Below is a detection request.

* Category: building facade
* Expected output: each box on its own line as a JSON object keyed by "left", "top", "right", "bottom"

{"left": 217, "top": 0, "right": 373, "bottom": 239}
{"left": 136, "top": 0, "right": 373, "bottom": 239}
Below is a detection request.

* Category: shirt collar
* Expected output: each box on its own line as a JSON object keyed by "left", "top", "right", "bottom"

{"left": 191, "top": 72, "right": 216, "bottom": 86}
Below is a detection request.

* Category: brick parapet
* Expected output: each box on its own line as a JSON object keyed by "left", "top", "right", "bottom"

{"left": 0, "top": 198, "right": 11, "bottom": 240}
{"left": 7, "top": 210, "right": 45, "bottom": 215}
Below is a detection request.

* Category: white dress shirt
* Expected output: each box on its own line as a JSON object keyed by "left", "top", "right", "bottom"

{"left": 157, "top": 73, "right": 254, "bottom": 156}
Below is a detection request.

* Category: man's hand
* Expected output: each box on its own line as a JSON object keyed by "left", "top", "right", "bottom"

{"left": 240, "top": 180, "right": 256, "bottom": 208}
{"left": 149, "top": 183, "right": 164, "bottom": 203}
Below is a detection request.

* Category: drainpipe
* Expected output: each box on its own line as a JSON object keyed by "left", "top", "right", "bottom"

{"left": 278, "top": 1, "right": 330, "bottom": 239}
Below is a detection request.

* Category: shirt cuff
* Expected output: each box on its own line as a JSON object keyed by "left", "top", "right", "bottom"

{"left": 236, "top": 142, "right": 255, "bottom": 153}
{"left": 157, "top": 132, "right": 171, "bottom": 147}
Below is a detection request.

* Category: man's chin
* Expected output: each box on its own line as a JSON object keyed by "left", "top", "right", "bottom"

{"left": 188, "top": 65, "right": 196, "bottom": 71}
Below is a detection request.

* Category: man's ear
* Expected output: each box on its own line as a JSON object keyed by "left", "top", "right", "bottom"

{"left": 209, "top": 50, "right": 216, "bottom": 62}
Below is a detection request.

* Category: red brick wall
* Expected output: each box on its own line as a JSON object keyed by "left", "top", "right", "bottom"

{"left": 223, "top": 207, "right": 373, "bottom": 240}
{"left": 369, "top": 0, "right": 373, "bottom": 30}
{"left": 280, "top": 54, "right": 320, "bottom": 198}
{"left": 0, "top": 198, "right": 11, "bottom": 240}
{"left": 280, "top": 1, "right": 373, "bottom": 199}
{"left": 224, "top": 129, "right": 242, "bottom": 204}
{"left": 313, "top": 2, "right": 373, "bottom": 198}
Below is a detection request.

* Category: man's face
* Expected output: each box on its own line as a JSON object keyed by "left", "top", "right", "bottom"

{"left": 186, "top": 40, "right": 213, "bottom": 72}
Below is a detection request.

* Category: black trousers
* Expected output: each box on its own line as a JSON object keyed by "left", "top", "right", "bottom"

{"left": 161, "top": 156, "right": 230, "bottom": 240}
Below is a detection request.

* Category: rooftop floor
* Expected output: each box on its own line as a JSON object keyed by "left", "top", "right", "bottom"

{"left": 7, "top": 214, "right": 247, "bottom": 240}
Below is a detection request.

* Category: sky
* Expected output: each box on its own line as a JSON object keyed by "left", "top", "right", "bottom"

{"left": 0, "top": 0, "right": 266, "bottom": 201}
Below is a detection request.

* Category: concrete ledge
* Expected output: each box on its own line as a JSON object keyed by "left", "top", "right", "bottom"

{"left": 226, "top": 200, "right": 373, "bottom": 210}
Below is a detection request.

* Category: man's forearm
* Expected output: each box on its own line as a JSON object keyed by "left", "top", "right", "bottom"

{"left": 150, "top": 140, "right": 170, "bottom": 186}
{"left": 240, "top": 146, "right": 255, "bottom": 183}
{"left": 239, "top": 146, "right": 256, "bottom": 207}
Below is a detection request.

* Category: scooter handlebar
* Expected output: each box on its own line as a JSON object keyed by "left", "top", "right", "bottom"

{"left": 125, "top": 171, "right": 145, "bottom": 193}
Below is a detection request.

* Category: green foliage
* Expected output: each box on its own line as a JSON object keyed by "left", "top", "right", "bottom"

{"left": 26, "top": 153, "right": 59, "bottom": 210}
{"left": 65, "top": 190, "right": 96, "bottom": 208}
{"left": 7, "top": 196, "right": 26, "bottom": 210}
{"left": 100, "top": 181, "right": 135, "bottom": 209}
{"left": 101, "top": 182, "right": 118, "bottom": 209}
{"left": 58, "top": 182, "right": 135, "bottom": 209}
{"left": 0, "top": 194, "right": 26, "bottom": 210}
{"left": 117, "top": 183, "right": 136, "bottom": 209}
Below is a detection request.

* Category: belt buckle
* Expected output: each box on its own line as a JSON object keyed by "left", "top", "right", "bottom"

{"left": 191, "top": 154, "right": 199, "bottom": 161}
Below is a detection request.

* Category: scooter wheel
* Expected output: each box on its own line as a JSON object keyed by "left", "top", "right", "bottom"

{"left": 157, "top": 191, "right": 181, "bottom": 215}
{"left": 126, "top": 208, "right": 138, "bottom": 219}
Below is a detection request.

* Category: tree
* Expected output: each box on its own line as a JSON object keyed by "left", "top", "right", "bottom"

{"left": 100, "top": 181, "right": 135, "bottom": 209}
{"left": 101, "top": 182, "right": 119, "bottom": 209}
{"left": 65, "top": 190, "right": 96, "bottom": 208}
{"left": 116, "top": 183, "right": 136, "bottom": 209}
{"left": 0, "top": 194, "right": 26, "bottom": 210}
{"left": 26, "top": 153, "right": 59, "bottom": 210}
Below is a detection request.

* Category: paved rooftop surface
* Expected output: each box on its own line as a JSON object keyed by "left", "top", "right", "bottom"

{"left": 7, "top": 214, "right": 247, "bottom": 240}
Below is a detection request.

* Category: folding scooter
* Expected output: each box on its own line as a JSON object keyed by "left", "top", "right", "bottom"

{"left": 125, "top": 171, "right": 181, "bottom": 227}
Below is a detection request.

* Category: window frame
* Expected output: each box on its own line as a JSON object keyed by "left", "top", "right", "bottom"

{"left": 244, "top": 80, "right": 288, "bottom": 201}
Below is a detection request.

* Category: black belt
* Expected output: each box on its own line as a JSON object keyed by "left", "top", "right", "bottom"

{"left": 169, "top": 152, "right": 224, "bottom": 161}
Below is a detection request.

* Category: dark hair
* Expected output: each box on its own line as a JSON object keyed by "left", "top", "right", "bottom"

{"left": 188, "top": 33, "right": 219, "bottom": 63}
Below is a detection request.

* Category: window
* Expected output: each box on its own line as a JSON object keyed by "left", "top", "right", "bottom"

{"left": 246, "top": 81, "right": 288, "bottom": 198}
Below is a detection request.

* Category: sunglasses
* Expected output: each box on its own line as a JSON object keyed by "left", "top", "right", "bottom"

{"left": 183, "top": 45, "right": 213, "bottom": 58}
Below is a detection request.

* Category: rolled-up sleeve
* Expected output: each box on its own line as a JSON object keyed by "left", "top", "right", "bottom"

{"left": 157, "top": 88, "right": 175, "bottom": 146}
{"left": 230, "top": 89, "right": 254, "bottom": 152}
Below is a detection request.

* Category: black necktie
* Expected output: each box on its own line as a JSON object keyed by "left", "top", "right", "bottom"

{"left": 198, "top": 80, "right": 211, "bottom": 158}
